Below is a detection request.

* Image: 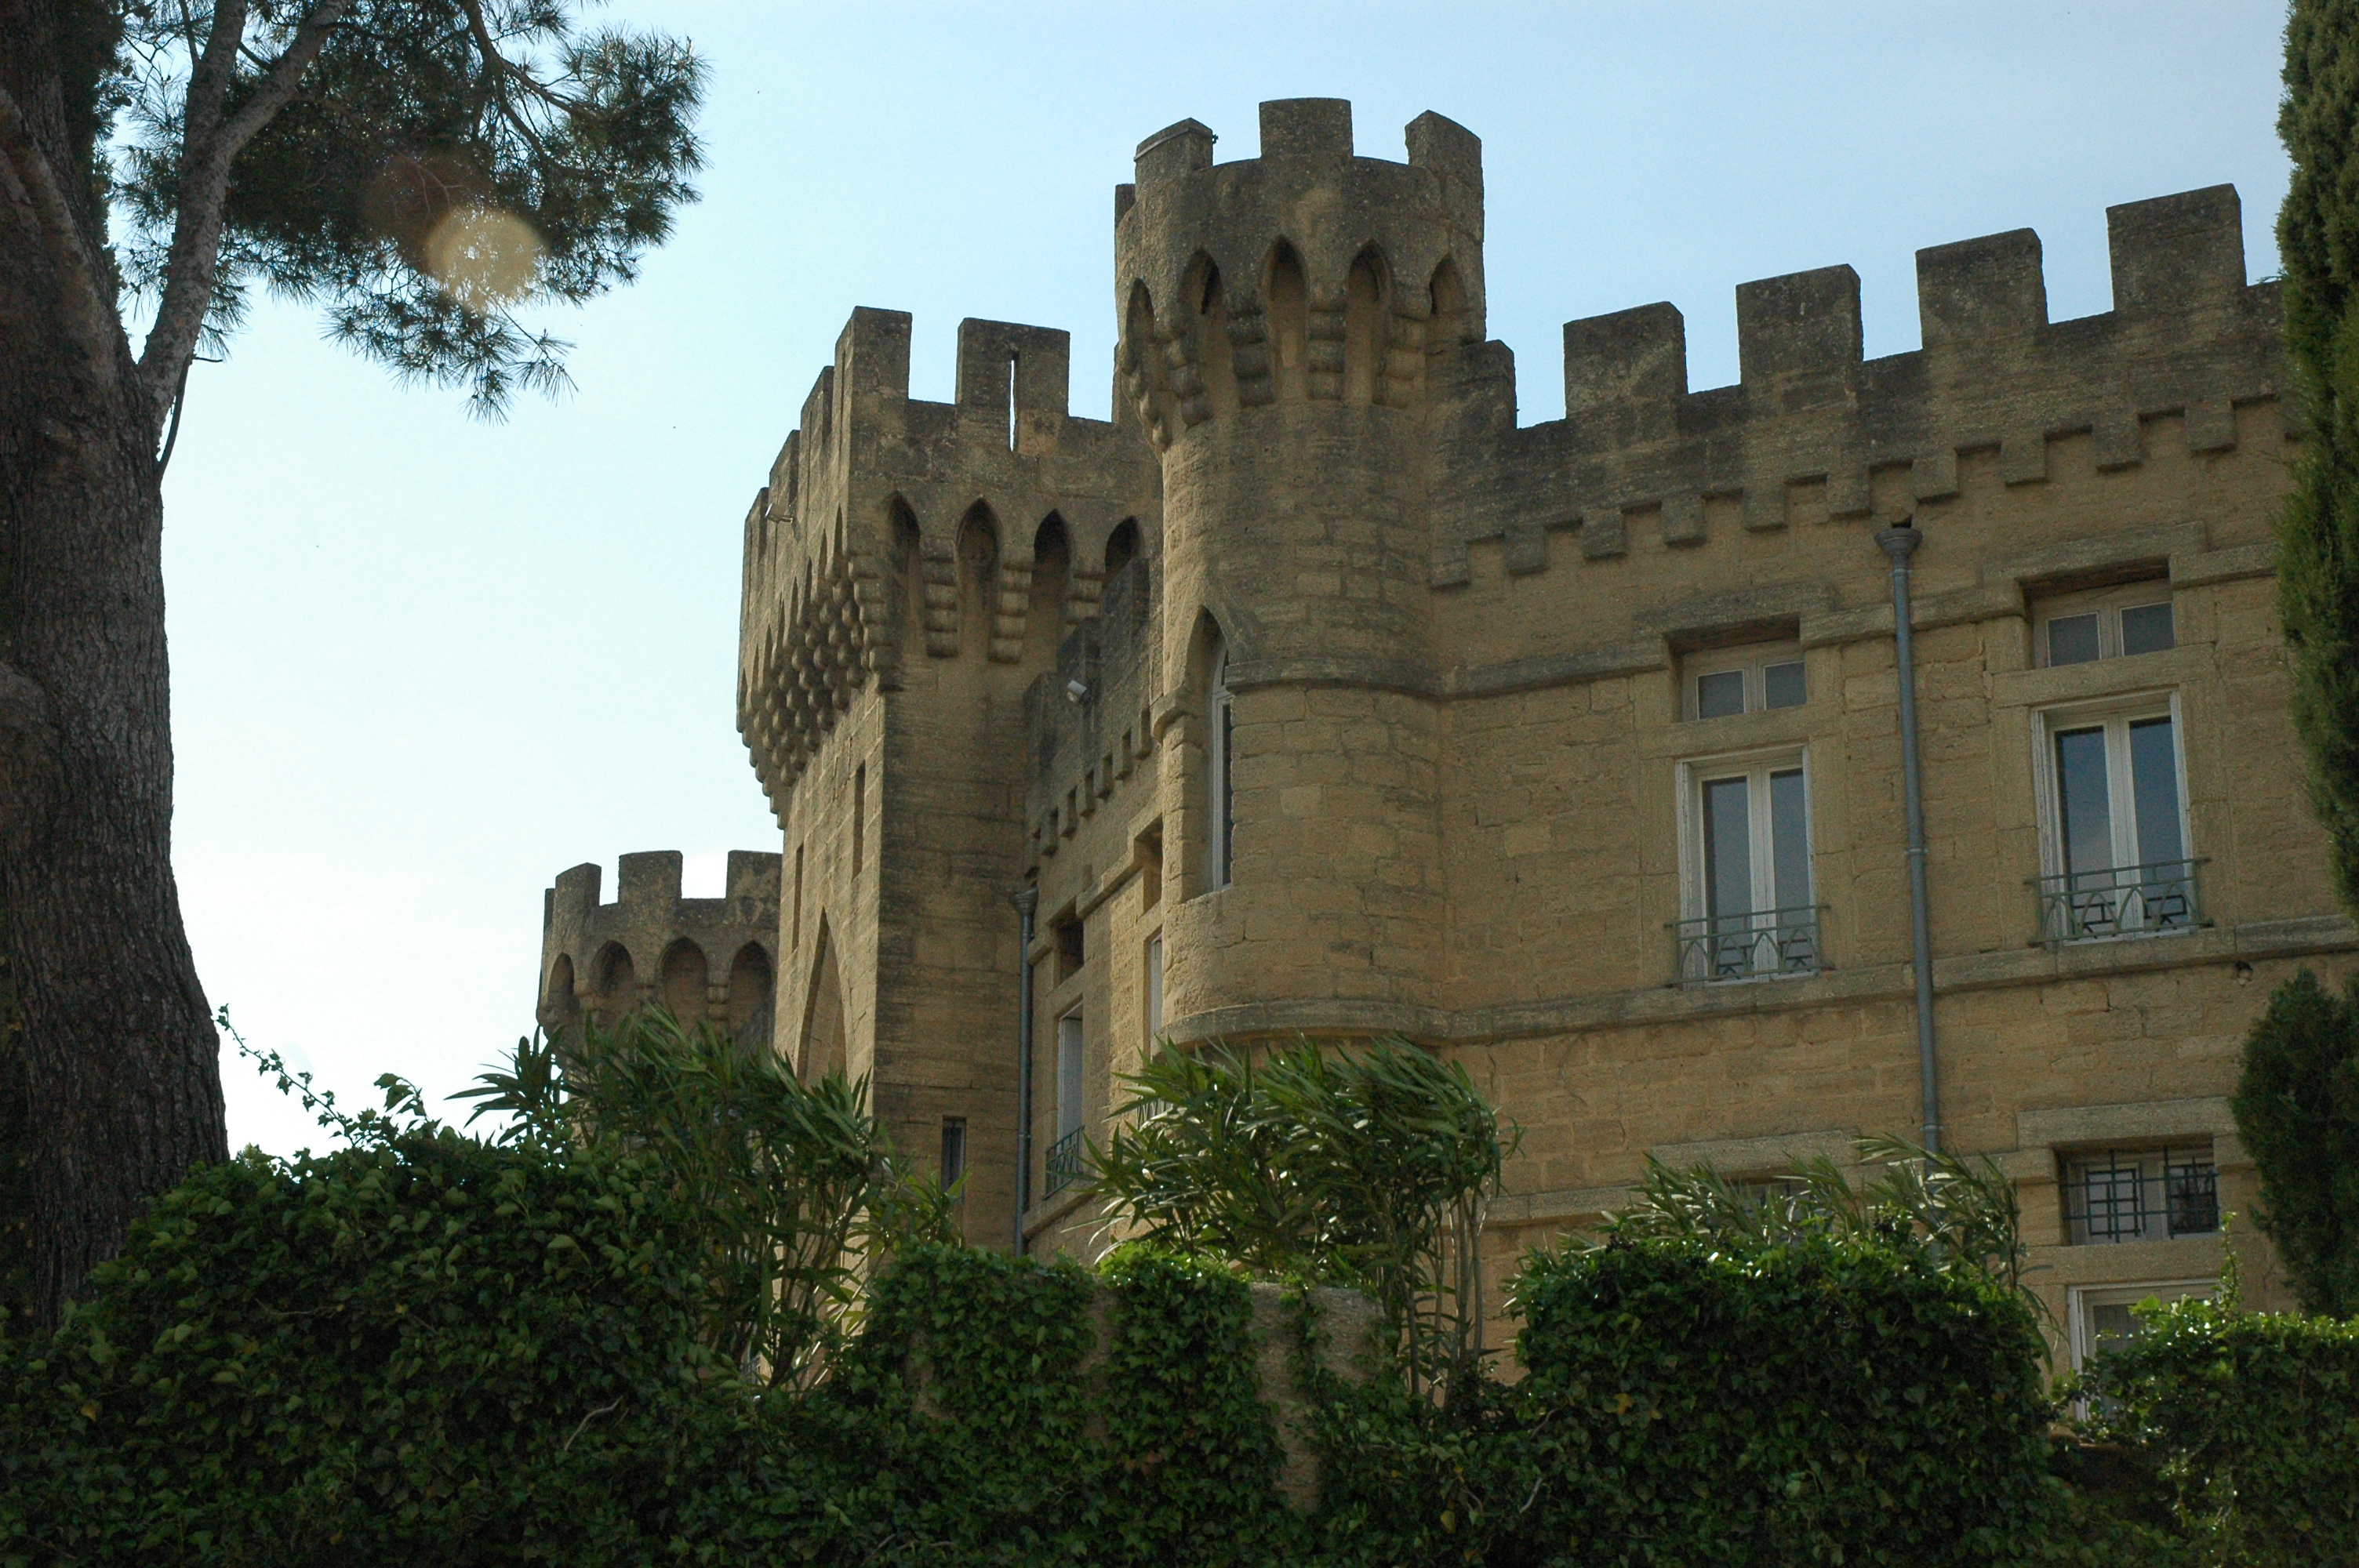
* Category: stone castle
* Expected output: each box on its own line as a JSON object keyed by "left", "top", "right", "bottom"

{"left": 543, "top": 99, "right": 2355, "bottom": 1355}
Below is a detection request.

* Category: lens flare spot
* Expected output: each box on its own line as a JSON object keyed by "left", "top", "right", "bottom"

{"left": 424, "top": 208, "right": 544, "bottom": 313}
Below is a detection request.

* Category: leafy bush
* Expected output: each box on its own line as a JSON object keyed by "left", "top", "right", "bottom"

{"left": 1607, "top": 1134, "right": 2041, "bottom": 1318}
{"left": 1089, "top": 1036, "right": 1514, "bottom": 1406}
{"left": 1506, "top": 1236, "right": 2059, "bottom": 1566}
{"left": 2075, "top": 1298, "right": 2359, "bottom": 1566}
{"left": 2230, "top": 968, "right": 2359, "bottom": 1315}
{"left": 832, "top": 1243, "right": 1304, "bottom": 1566}
{"left": 0, "top": 1126, "right": 757, "bottom": 1564}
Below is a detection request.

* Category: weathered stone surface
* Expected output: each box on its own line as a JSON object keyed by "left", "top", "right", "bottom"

{"left": 713, "top": 100, "right": 2348, "bottom": 1340}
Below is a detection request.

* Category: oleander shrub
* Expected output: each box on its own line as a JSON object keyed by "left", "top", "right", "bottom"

{"left": 1505, "top": 1236, "right": 2059, "bottom": 1566}
{"left": 2075, "top": 1298, "right": 2359, "bottom": 1566}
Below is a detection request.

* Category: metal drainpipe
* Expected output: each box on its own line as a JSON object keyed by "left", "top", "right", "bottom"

{"left": 1010, "top": 887, "right": 1039, "bottom": 1250}
{"left": 1876, "top": 522, "right": 1942, "bottom": 1152}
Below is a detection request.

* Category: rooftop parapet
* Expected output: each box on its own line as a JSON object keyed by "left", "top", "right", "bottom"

{"left": 1433, "top": 181, "right": 2280, "bottom": 583}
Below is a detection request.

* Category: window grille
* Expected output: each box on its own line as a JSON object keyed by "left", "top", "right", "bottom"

{"left": 1043, "top": 1127, "right": 1088, "bottom": 1197}
{"left": 2063, "top": 1147, "right": 2219, "bottom": 1244}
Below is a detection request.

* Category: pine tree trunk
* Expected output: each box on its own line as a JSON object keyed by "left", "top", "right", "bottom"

{"left": 2, "top": 5, "right": 228, "bottom": 1323}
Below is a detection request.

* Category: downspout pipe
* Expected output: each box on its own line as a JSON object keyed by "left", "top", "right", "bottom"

{"left": 1876, "top": 522, "right": 1942, "bottom": 1152}
{"left": 1011, "top": 887, "right": 1039, "bottom": 1250}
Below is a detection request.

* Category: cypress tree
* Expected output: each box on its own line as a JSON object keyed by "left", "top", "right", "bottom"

{"left": 2230, "top": 969, "right": 2359, "bottom": 1316}
{"left": 2279, "top": 0, "right": 2359, "bottom": 913}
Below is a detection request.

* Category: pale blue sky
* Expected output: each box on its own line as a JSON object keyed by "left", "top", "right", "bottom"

{"left": 166, "top": 1, "right": 2295, "bottom": 1152}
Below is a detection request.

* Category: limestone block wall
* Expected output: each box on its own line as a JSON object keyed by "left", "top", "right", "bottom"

{"left": 540, "top": 850, "right": 780, "bottom": 1043}
{"left": 728, "top": 96, "right": 2358, "bottom": 1344}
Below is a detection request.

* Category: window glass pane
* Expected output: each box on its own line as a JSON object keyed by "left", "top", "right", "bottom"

{"left": 2054, "top": 727, "right": 2114, "bottom": 878}
{"left": 2121, "top": 601, "right": 2175, "bottom": 657}
{"left": 1056, "top": 1013, "right": 1085, "bottom": 1138}
{"left": 1702, "top": 776, "right": 1752, "bottom": 919}
{"left": 1769, "top": 768, "right": 1810, "bottom": 911}
{"left": 1696, "top": 669, "right": 1746, "bottom": 719}
{"left": 2048, "top": 613, "right": 2102, "bottom": 666}
{"left": 1763, "top": 661, "right": 1806, "bottom": 710}
{"left": 1146, "top": 936, "right": 1165, "bottom": 1038}
{"left": 2128, "top": 716, "right": 2185, "bottom": 868}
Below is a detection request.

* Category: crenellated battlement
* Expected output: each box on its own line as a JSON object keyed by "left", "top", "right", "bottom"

{"left": 1423, "top": 183, "right": 2284, "bottom": 586}
{"left": 1114, "top": 100, "right": 1486, "bottom": 446}
{"left": 736, "top": 302, "right": 1159, "bottom": 817}
{"left": 539, "top": 851, "right": 782, "bottom": 1042}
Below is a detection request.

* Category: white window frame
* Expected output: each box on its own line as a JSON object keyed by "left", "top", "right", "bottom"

{"left": 2030, "top": 690, "right": 2197, "bottom": 941}
{"left": 2034, "top": 581, "right": 2175, "bottom": 669}
{"left": 1674, "top": 745, "right": 1817, "bottom": 981}
{"left": 2067, "top": 1279, "right": 2214, "bottom": 1371}
{"left": 1205, "top": 645, "right": 1234, "bottom": 889}
{"left": 1684, "top": 641, "right": 1807, "bottom": 720}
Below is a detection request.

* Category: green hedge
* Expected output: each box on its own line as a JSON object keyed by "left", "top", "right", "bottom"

{"left": 1507, "top": 1236, "right": 2059, "bottom": 1566}
{"left": 0, "top": 1131, "right": 772, "bottom": 1564}
{"left": 2075, "top": 1298, "right": 2359, "bottom": 1565}
{"left": 11, "top": 1132, "right": 2354, "bottom": 1566}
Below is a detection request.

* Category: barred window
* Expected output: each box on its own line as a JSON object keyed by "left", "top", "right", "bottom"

{"left": 2063, "top": 1146, "right": 2219, "bottom": 1244}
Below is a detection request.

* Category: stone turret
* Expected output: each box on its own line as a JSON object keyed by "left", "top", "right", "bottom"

{"left": 1114, "top": 100, "right": 1486, "bottom": 1035}
{"left": 539, "top": 851, "right": 780, "bottom": 1044}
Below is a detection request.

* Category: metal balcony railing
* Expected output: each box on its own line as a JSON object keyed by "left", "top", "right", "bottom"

{"left": 1673, "top": 907, "right": 1821, "bottom": 983}
{"left": 1043, "top": 1127, "right": 1088, "bottom": 1197}
{"left": 2034, "top": 858, "right": 2204, "bottom": 946}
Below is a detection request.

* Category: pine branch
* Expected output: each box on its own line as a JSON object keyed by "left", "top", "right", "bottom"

{"left": 137, "top": 0, "right": 351, "bottom": 430}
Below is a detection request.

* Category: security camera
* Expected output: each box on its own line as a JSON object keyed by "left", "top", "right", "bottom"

{"left": 1064, "top": 680, "right": 1089, "bottom": 703}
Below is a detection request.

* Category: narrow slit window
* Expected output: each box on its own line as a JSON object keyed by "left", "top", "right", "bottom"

{"left": 940, "top": 1117, "right": 967, "bottom": 1189}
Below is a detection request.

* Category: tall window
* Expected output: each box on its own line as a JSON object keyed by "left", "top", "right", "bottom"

{"left": 940, "top": 1116, "right": 967, "bottom": 1190}
{"left": 1045, "top": 1007, "right": 1086, "bottom": 1196}
{"left": 2037, "top": 699, "right": 2194, "bottom": 942}
{"left": 1678, "top": 750, "right": 1815, "bottom": 981}
{"left": 2069, "top": 1280, "right": 2215, "bottom": 1372}
{"left": 1206, "top": 643, "right": 1234, "bottom": 889}
{"left": 1145, "top": 934, "right": 1165, "bottom": 1042}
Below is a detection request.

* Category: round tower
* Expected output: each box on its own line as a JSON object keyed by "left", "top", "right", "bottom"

{"left": 1118, "top": 99, "right": 1483, "bottom": 1034}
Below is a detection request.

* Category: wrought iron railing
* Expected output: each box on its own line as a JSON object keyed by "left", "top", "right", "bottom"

{"left": 1043, "top": 1127, "right": 1088, "bottom": 1197}
{"left": 2034, "top": 858, "right": 2203, "bottom": 946}
{"left": 1672, "top": 907, "right": 1821, "bottom": 983}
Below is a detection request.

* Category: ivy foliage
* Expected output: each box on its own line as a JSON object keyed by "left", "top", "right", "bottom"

{"left": 2074, "top": 1296, "right": 2359, "bottom": 1566}
{"left": 0, "top": 1124, "right": 761, "bottom": 1564}
{"left": 2230, "top": 967, "right": 2359, "bottom": 1315}
{"left": 2278, "top": 0, "right": 2359, "bottom": 913}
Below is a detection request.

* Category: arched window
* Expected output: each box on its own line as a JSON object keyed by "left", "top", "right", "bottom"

{"left": 727, "top": 942, "right": 774, "bottom": 1047}
{"left": 660, "top": 939, "right": 708, "bottom": 1024}
{"left": 1343, "top": 246, "right": 1387, "bottom": 405}
{"left": 1027, "top": 514, "right": 1071, "bottom": 671}
{"left": 1104, "top": 517, "right": 1140, "bottom": 580}
{"left": 1266, "top": 241, "right": 1309, "bottom": 402}
{"left": 1206, "top": 636, "right": 1234, "bottom": 890}
{"left": 957, "top": 504, "right": 999, "bottom": 659}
